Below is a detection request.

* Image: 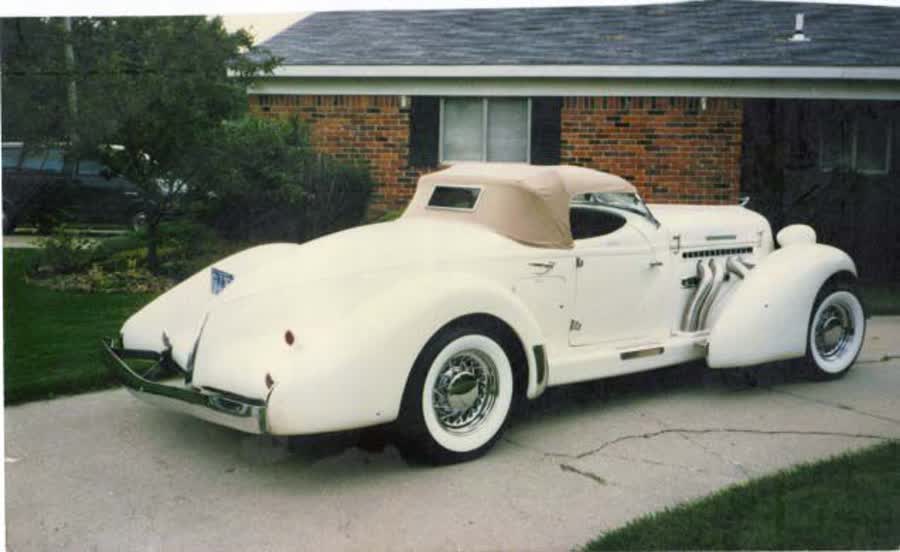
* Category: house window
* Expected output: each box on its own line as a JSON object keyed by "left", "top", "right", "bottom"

{"left": 440, "top": 98, "right": 530, "bottom": 163}
{"left": 820, "top": 114, "right": 892, "bottom": 175}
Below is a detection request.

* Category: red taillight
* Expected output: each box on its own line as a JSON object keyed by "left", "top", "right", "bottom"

{"left": 284, "top": 330, "right": 295, "bottom": 346}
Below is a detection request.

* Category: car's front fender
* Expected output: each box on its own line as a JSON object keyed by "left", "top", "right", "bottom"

{"left": 707, "top": 243, "right": 856, "bottom": 368}
{"left": 265, "top": 271, "right": 548, "bottom": 435}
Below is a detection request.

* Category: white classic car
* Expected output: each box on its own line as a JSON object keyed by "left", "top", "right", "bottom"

{"left": 105, "top": 163, "right": 866, "bottom": 464}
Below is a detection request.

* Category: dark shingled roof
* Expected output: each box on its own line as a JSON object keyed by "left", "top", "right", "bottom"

{"left": 260, "top": 0, "right": 900, "bottom": 67}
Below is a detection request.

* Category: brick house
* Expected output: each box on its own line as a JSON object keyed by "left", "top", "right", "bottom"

{"left": 249, "top": 1, "right": 900, "bottom": 279}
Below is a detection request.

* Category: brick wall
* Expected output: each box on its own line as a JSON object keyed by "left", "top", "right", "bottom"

{"left": 249, "top": 94, "right": 744, "bottom": 211}
{"left": 249, "top": 94, "right": 422, "bottom": 213}
{"left": 561, "top": 96, "right": 743, "bottom": 204}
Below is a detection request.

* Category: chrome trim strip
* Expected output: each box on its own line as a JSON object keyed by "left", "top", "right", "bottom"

{"left": 620, "top": 346, "right": 664, "bottom": 360}
{"left": 102, "top": 338, "right": 268, "bottom": 434}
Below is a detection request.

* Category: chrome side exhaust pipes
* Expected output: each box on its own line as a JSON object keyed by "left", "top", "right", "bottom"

{"left": 726, "top": 256, "right": 752, "bottom": 280}
{"left": 697, "top": 258, "right": 726, "bottom": 330}
{"left": 681, "top": 256, "right": 754, "bottom": 332}
{"left": 682, "top": 260, "right": 713, "bottom": 332}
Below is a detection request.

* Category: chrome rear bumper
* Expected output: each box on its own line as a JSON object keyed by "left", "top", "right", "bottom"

{"left": 102, "top": 338, "right": 268, "bottom": 434}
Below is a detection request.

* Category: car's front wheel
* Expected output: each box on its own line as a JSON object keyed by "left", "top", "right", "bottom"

{"left": 801, "top": 281, "right": 866, "bottom": 380}
{"left": 397, "top": 326, "right": 515, "bottom": 465}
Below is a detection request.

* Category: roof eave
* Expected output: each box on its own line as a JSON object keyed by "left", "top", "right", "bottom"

{"left": 269, "top": 64, "right": 900, "bottom": 81}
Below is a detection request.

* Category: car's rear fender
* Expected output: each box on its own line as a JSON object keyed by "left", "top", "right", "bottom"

{"left": 707, "top": 243, "right": 856, "bottom": 368}
{"left": 265, "top": 271, "right": 547, "bottom": 435}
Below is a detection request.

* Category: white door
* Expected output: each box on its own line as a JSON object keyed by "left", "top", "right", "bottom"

{"left": 570, "top": 215, "right": 667, "bottom": 346}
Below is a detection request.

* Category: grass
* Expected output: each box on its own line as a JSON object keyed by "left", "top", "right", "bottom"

{"left": 584, "top": 440, "right": 900, "bottom": 551}
{"left": 4, "top": 248, "right": 154, "bottom": 404}
{"left": 860, "top": 282, "right": 900, "bottom": 316}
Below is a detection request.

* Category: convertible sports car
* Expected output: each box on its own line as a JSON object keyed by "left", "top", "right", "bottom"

{"left": 105, "top": 163, "right": 865, "bottom": 464}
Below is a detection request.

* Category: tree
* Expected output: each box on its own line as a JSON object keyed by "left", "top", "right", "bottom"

{"left": 194, "top": 116, "right": 374, "bottom": 243}
{"left": 2, "top": 16, "right": 279, "bottom": 270}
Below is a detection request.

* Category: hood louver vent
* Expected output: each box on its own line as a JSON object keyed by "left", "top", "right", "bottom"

{"left": 683, "top": 247, "right": 753, "bottom": 259}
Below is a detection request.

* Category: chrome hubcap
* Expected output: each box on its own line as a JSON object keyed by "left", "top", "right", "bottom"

{"left": 814, "top": 303, "right": 855, "bottom": 360}
{"left": 432, "top": 349, "right": 498, "bottom": 433}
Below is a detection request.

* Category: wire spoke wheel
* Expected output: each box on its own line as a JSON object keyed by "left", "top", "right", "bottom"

{"left": 431, "top": 349, "right": 499, "bottom": 433}
{"left": 399, "top": 327, "right": 516, "bottom": 464}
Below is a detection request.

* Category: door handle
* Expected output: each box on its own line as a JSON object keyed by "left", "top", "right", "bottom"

{"left": 649, "top": 260, "right": 664, "bottom": 268}
{"left": 528, "top": 261, "right": 556, "bottom": 273}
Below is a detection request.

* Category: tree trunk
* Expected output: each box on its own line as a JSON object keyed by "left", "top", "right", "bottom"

{"left": 146, "top": 220, "right": 160, "bottom": 273}
{"left": 62, "top": 17, "right": 79, "bottom": 146}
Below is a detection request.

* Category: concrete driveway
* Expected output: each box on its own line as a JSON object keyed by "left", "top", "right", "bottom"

{"left": 6, "top": 317, "right": 900, "bottom": 551}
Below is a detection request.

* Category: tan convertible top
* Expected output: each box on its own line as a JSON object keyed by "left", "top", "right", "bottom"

{"left": 403, "top": 163, "right": 636, "bottom": 248}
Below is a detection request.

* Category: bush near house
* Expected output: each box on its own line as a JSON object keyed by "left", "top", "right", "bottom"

{"left": 584, "top": 440, "right": 900, "bottom": 551}
{"left": 194, "top": 116, "right": 374, "bottom": 243}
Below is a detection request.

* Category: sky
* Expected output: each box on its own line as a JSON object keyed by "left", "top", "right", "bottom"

{"left": 221, "top": 13, "right": 309, "bottom": 44}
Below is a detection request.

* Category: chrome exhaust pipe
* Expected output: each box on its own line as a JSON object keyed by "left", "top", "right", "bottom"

{"left": 726, "top": 256, "right": 751, "bottom": 280}
{"left": 682, "top": 256, "right": 756, "bottom": 332}
{"left": 697, "top": 258, "right": 726, "bottom": 330}
{"left": 682, "top": 260, "right": 712, "bottom": 332}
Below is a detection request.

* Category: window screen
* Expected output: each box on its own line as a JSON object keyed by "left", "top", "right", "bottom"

{"left": 856, "top": 115, "right": 891, "bottom": 174}
{"left": 442, "top": 98, "right": 529, "bottom": 162}
{"left": 487, "top": 99, "right": 528, "bottom": 162}
{"left": 427, "top": 186, "right": 481, "bottom": 210}
{"left": 820, "top": 112, "right": 891, "bottom": 174}
{"left": 442, "top": 98, "right": 483, "bottom": 162}
{"left": 819, "top": 117, "right": 852, "bottom": 171}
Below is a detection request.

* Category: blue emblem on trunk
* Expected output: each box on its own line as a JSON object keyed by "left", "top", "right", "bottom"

{"left": 211, "top": 268, "right": 234, "bottom": 295}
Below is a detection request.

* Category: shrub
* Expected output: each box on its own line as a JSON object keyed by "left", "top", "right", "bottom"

{"left": 33, "top": 227, "right": 99, "bottom": 274}
{"left": 300, "top": 159, "right": 375, "bottom": 241}
{"left": 195, "top": 116, "right": 374, "bottom": 243}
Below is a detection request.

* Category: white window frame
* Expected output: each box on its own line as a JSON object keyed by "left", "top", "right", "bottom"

{"left": 819, "top": 116, "right": 892, "bottom": 176}
{"left": 438, "top": 97, "right": 532, "bottom": 164}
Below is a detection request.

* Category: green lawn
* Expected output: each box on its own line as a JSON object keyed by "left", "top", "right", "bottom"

{"left": 860, "top": 282, "right": 900, "bottom": 316}
{"left": 584, "top": 441, "right": 900, "bottom": 551}
{"left": 4, "top": 248, "right": 154, "bottom": 404}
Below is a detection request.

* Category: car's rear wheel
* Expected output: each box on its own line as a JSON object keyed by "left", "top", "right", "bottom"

{"left": 800, "top": 281, "right": 866, "bottom": 381}
{"left": 397, "top": 326, "right": 515, "bottom": 465}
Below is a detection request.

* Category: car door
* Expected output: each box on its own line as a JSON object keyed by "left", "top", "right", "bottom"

{"left": 569, "top": 207, "right": 668, "bottom": 346}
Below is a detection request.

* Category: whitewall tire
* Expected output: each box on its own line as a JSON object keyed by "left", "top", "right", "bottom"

{"left": 803, "top": 283, "right": 866, "bottom": 380}
{"left": 398, "top": 326, "right": 515, "bottom": 464}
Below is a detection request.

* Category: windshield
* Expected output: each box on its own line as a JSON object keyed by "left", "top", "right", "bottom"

{"left": 571, "top": 192, "right": 659, "bottom": 226}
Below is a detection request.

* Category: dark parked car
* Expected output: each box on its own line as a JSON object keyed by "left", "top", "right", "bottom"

{"left": 2, "top": 142, "right": 148, "bottom": 233}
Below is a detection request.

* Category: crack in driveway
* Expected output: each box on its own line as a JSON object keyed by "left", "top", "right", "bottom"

{"left": 506, "top": 427, "right": 891, "bottom": 461}
{"left": 560, "top": 463, "right": 608, "bottom": 485}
